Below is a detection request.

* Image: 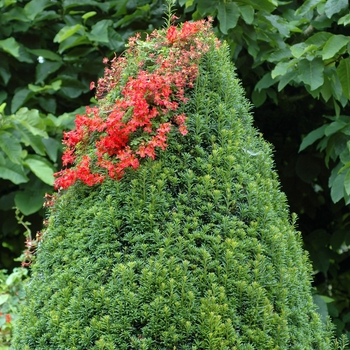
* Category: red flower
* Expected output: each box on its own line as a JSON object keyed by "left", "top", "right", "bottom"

{"left": 54, "top": 20, "right": 216, "bottom": 191}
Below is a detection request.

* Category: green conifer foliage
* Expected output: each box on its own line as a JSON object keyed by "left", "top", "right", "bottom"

{"left": 13, "top": 22, "right": 337, "bottom": 349}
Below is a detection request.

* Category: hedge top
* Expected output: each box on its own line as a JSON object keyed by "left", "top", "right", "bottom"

{"left": 54, "top": 19, "right": 218, "bottom": 190}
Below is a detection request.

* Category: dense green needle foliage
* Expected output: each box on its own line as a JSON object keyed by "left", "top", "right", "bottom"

{"left": 13, "top": 25, "right": 338, "bottom": 349}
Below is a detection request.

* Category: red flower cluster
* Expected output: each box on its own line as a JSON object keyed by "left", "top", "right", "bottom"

{"left": 54, "top": 20, "right": 217, "bottom": 190}
{"left": 0, "top": 312, "right": 11, "bottom": 324}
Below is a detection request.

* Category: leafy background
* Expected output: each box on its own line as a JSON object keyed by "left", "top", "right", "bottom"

{"left": 0, "top": 0, "right": 349, "bottom": 342}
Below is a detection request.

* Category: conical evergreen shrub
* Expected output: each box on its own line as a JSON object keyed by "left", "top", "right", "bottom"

{"left": 13, "top": 20, "right": 339, "bottom": 349}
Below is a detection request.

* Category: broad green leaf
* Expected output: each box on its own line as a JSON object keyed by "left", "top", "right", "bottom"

{"left": 11, "top": 88, "right": 33, "bottom": 113}
{"left": 298, "top": 58, "right": 324, "bottom": 91}
{"left": 295, "top": 0, "right": 320, "bottom": 16}
{"left": 277, "top": 70, "right": 298, "bottom": 91}
{"left": 344, "top": 169, "right": 350, "bottom": 196}
{"left": 35, "top": 61, "right": 63, "bottom": 84}
{"left": 42, "top": 137, "right": 61, "bottom": 162}
{"left": 24, "top": 0, "right": 51, "bottom": 20}
{"left": 313, "top": 294, "right": 329, "bottom": 323}
{"left": 38, "top": 96, "right": 57, "bottom": 114}
{"left": 265, "top": 14, "right": 289, "bottom": 36}
{"left": 299, "top": 125, "right": 327, "bottom": 152}
{"left": 0, "top": 294, "right": 9, "bottom": 305}
{"left": 255, "top": 73, "right": 276, "bottom": 91}
{"left": 53, "top": 24, "right": 84, "bottom": 43}
{"left": 82, "top": 11, "right": 97, "bottom": 21}
{"left": 325, "top": 0, "right": 348, "bottom": 19}
{"left": 251, "top": 89, "right": 266, "bottom": 107}
{"left": 291, "top": 43, "right": 309, "bottom": 58}
{"left": 15, "top": 123, "right": 46, "bottom": 155}
{"left": 337, "top": 58, "right": 350, "bottom": 99}
{"left": 59, "top": 76, "right": 88, "bottom": 98}
{"left": 0, "top": 131, "right": 22, "bottom": 164}
{"left": 239, "top": 5, "right": 254, "bottom": 25}
{"left": 305, "top": 32, "right": 332, "bottom": 47}
{"left": 27, "top": 49, "right": 61, "bottom": 61}
{"left": 87, "top": 19, "right": 112, "bottom": 43}
{"left": 320, "top": 73, "right": 333, "bottom": 102}
{"left": 330, "top": 171, "right": 346, "bottom": 203}
{"left": 338, "top": 13, "right": 350, "bottom": 26}
{"left": 107, "top": 28, "right": 125, "bottom": 52}
{"left": 57, "top": 35, "right": 91, "bottom": 54}
{"left": 322, "top": 35, "right": 350, "bottom": 60}
{"left": 0, "top": 59, "right": 11, "bottom": 84}
{"left": 0, "top": 37, "right": 20, "bottom": 57}
{"left": 271, "top": 61, "right": 293, "bottom": 79}
{"left": 63, "top": 0, "right": 109, "bottom": 11}
{"left": 218, "top": 2, "right": 240, "bottom": 34}
{"left": 0, "top": 160, "right": 28, "bottom": 184}
{"left": 14, "top": 108, "right": 47, "bottom": 137}
{"left": 325, "top": 120, "right": 347, "bottom": 136}
{"left": 197, "top": 0, "right": 217, "bottom": 16}
{"left": 267, "top": 48, "right": 291, "bottom": 63}
{"left": 239, "top": 0, "right": 277, "bottom": 12}
{"left": 24, "top": 156, "right": 54, "bottom": 185}
{"left": 15, "top": 190, "right": 45, "bottom": 215}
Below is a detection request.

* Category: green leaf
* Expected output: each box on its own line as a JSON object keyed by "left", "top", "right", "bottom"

{"left": 42, "top": 137, "right": 61, "bottom": 162}
{"left": 28, "top": 49, "right": 62, "bottom": 61}
{"left": 87, "top": 19, "right": 112, "bottom": 43}
{"left": 59, "top": 76, "right": 88, "bottom": 98}
{"left": 239, "top": 0, "right": 277, "bottom": 12}
{"left": 295, "top": 0, "right": 320, "bottom": 16}
{"left": 251, "top": 89, "right": 266, "bottom": 107}
{"left": 325, "top": 120, "right": 347, "bottom": 136}
{"left": 24, "top": 156, "right": 54, "bottom": 185}
{"left": 82, "top": 11, "right": 97, "bottom": 21}
{"left": 239, "top": 5, "right": 254, "bottom": 25}
{"left": 35, "top": 61, "right": 63, "bottom": 84}
{"left": 291, "top": 43, "right": 309, "bottom": 58}
{"left": 62, "top": 0, "right": 109, "bottom": 11}
{"left": 53, "top": 24, "right": 84, "bottom": 43}
{"left": 15, "top": 190, "right": 45, "bottom": 215}
{"left": 344, "top": 169, "right": 350, "bottom": 196}
{"left": 313, "top": 294, "right": 329, "bottom": 323}
{"left": 0, "top": 37, "right": 20, "bottom": 58}
{"left": 255, "top": 73, "right": 276, "bottom": 91}
{"left": 0, "top": 131, "right": 22, "bottom": 164}
{"left": 265, "top": 14, "right": 289, "bottom": 36}
{"left": 277, "top": 70, "right": 298, "bottom": 91}
{"left": 305, "top": 32, "right": 332, "bottom": 47}
{"left": 325, "top": 0, "right": 348, "bottom": 19}
{"left": 24, "top": 0, "right": 52, "bottom": 20}
{"left": 218, "top": 1, "right": 240, "bottom": 35}
{"left": 322, "top": 35, "right": 350, "bottom": 60}
{"left": 0, "top": 159, "right": 28, "bottom": 184}
{"left": 15, "top": 123, "right": 46, "bottom": 155}
{"left": 299, "top": 125, "right": 327, "bottom": 152}
{"left": 329, "top": 169, "right": 346, "bottom": 203}
{"left": 0, "top": 59, "right": 11, "bottom": 85}
{"left": 298, "top": 58, "right": 324, "bottom": 91}
{"left": 196, "top": 0, "right": 217, "bottom": 16}
{"left": 338, "top": 13, "right": 350, "bottom": 26}
{"left": 271, "top": 61, "right": 293, "bottom": 79}
{"left": 337, "top": 58, "right": 350, "bottom": 99}
{"left": 0, "top": 294, "right": 9, "bottom": 305}
{"left": 14, "top": 108, "right": 47, "bottom": 138}
{"left": 11, "top": 88, "right": 33, "bottom": 113}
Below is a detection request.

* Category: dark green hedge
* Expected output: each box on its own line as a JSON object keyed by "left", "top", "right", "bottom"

{"left": 13, "top": 40, "right": 336, "bottom": 349}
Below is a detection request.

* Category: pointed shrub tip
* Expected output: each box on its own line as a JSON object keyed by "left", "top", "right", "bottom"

{"left": 54, "top": 20, "right": 217, "bottom": 191}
